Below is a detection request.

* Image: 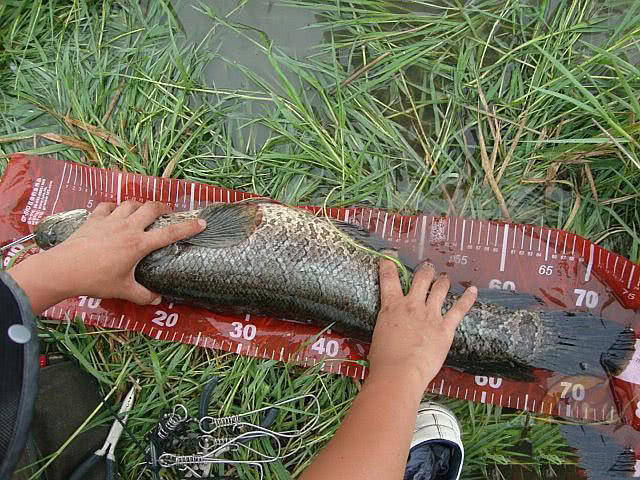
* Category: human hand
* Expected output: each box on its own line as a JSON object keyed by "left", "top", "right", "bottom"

{"left": 8, "top": 201, "right": 205, "bottom": 313}
{"left": 367, "top": 255, "right": 477, "bottom": 391}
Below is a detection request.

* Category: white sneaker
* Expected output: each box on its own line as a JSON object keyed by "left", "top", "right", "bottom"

{"left": 404, "top": 401, "right": 464, "bottom": 480}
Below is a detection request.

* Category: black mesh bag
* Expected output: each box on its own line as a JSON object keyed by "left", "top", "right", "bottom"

{"left": 0, "top": 272, "right": 39, "bottom": 480}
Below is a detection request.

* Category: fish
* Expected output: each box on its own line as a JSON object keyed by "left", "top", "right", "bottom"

{"left": 34, "top": 201, "right": 635, "bottom": 381}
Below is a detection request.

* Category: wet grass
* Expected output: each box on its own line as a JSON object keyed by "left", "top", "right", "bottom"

{"left": 1, "top": 0, "right": 639, "bottom": 478}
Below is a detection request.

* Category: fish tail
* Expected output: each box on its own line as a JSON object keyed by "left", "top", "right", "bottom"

{"left": 536, "top": 311, "right": 635, "bottom": 378}
{"left": 560, "top": 424, "right": 636, "bottom": 479}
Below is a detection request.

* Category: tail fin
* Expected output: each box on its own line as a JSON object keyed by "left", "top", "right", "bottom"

{"left": 560, "top": 424, "right": 636, "bottom": 479}
{"left": 534, "top": 311, "right": 635, "bottom": 378}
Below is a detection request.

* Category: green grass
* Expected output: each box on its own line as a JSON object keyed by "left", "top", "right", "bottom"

{"left": 2, "top": 0, "right": 639, "bottom": 478}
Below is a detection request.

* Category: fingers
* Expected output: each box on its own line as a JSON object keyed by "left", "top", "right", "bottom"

{"left": 443, "top": 286, "right": 477, "bottom": 331}
{"left": 408, "top": 262, "right": 435, "bottom": 301}
{"left": 125, "top": 282, "right": 163, "bottom": 306}
{"left": 425, "top": 273, "right": 451, "bottom": 312}
{"left": 111, "top": 199, "right": 143, "bottom": 218}
{"left": 379, "top": 253, "right": 402, "bottom": 305}
{"left": 143, "top": 218, "right": 206, "bottom": 253}
{"left": 129, "top": 201, "right": 172, "bottom": 228}
{"left": 91, "top": 202, "right": 116, "bottom": 218}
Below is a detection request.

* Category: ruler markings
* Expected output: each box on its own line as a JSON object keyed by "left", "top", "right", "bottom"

{"left": 499, "top": 225, "right": 509, "bottom": 272}
{"left": 116, "top": 173, "right": 122, "bottom": 205}
{"left": 524, "top": 394, "right": 529, "bottom": 411}
{"left": 512, "top": 224, "right": 517, "bottom": 249}
{"left": 494, "top": 221, "right": 499, "bottom": 246}
{"left": 480, "top": 391, "right": 486, "bottom": 403}
{"left": 125, "top": 173, "right": 129, "bottom": 197}
{"left": 477, "top": 221, "right": 483, "bottom": 245}
{"left": 51, "top": 163, "right": 68, "bottom": 214}
{"left": 468, "top": 220, "right": 474, "bottom": 246}
{"left": 146, "top": 177, "right": 150, "bottom": 198}
{"left": 585, "top": 244, "right": 595, "bottom": 281}
{"left": 614, "top": 256, "right": 619, "bottom": 276}
{"left": 621, "top": 259, "right": 626, "bottom": 279}
{"left": 538, "top": 227, "right": 542, "bottom": 251}
{"left": 99, "top": 170, "right": 103, "bottom": 192}
{"left": 521, "top": 226, "right": 525, "bottom": 250}
{"left": 381, "top": 213, "right": 389, "bottom": 238}
{"left": 545, "top": 230, "right": 551, "bottom": 261}
{"left": 66, "top": 164, "right": 73, "bottom": 184}
{"left": 460, "top": 220, "right": 466, "bottom": 251}
{"left": 190, "top": 184, "right": 195, "bottom": 210}
{"left": 439, "top": 379, "right": 444, "bottom": 395}
{"left": 629, "top": 265, "right": 636, "bottom": 289}
{"left": 571, "top": 235, "right": 576, "bottom": 256}
{"left": 485, "top": 222, "right": 490, "bottom": 245}
{"left": 419, "top": 216, "right": 427, "bottom": 260}
{"left": 554, "top": 232, "right": 558, "bottom": 254}
{"left": 454, "top": 218, "right": 459, "bottom": 246}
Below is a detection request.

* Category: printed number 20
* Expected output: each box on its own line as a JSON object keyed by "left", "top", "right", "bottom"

{"left": 152, "top": 310, "right": 178, "bottom": 327}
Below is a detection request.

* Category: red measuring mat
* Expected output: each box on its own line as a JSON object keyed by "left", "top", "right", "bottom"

{"left": 2, "top": 154, "right": 640, "bottom": 439}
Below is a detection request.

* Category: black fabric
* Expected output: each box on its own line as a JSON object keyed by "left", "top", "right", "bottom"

{"left": 11, "top": 361, "right": 109, "bottom": 480}
{"left": 0, "top": 272, "right": 39, "bottom": 480}
{"left": 404, "top": 440, "right": 462, "bottom": 480}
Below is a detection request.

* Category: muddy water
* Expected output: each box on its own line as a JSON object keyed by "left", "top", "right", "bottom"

{"left": 170, "top": 0, "right": 326, "bottom": 149}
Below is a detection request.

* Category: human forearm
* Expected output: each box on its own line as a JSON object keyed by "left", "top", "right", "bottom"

{"left": 299, "top": 368, "right": 425, "bottom": 480}
{"left": 6, "top": 201, "right": 204, "bottom": 315}
{"left": 7, "top": 250, "right": 75, "bottom": 315}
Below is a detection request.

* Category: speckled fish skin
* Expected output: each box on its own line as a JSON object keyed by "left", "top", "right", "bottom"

{"left": 34, "top": 203, "right": 633, "bottom": 380}
{"left": 138, "top": 203, "right": 381, "bottom": 333}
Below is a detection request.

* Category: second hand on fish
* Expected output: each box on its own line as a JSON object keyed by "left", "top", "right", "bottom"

{"left": 33, "top": 202, "right": 635, "bottom": 381}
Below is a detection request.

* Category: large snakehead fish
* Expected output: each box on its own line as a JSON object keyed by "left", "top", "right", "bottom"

{"left": 34, "top": 201, "right": 634, "bottom": 380}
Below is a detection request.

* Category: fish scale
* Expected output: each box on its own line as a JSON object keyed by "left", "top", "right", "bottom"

{"left": 1, "top": 154, "right": 640, "bottom": 456}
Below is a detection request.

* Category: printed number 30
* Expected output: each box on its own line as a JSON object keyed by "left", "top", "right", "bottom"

{"left": 230, "top": 321, "right": 257, "bottom": 341}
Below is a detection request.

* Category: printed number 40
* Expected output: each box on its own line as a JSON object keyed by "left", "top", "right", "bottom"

{"left": 311, "top": 337, "right": 339, "bottom": 357}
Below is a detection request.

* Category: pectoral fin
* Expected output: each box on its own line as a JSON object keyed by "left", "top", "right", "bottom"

{"left": 184, "top": 204, "right": 262, "bottom": 248}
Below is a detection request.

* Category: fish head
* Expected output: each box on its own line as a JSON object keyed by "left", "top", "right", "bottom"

{"left": 34, "top": 209, "right": 89, "bottom": 249}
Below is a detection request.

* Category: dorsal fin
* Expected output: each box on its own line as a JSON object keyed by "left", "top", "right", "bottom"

{"left": 330, "top": 219, "right": 390, "bottom": 252}
{"left": 183, "top": 204, "right": 262, "bottom": 248}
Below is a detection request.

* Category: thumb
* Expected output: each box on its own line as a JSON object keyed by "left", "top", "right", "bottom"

{"left": 125, "top": 281, "right": 163, "bottom": 306}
